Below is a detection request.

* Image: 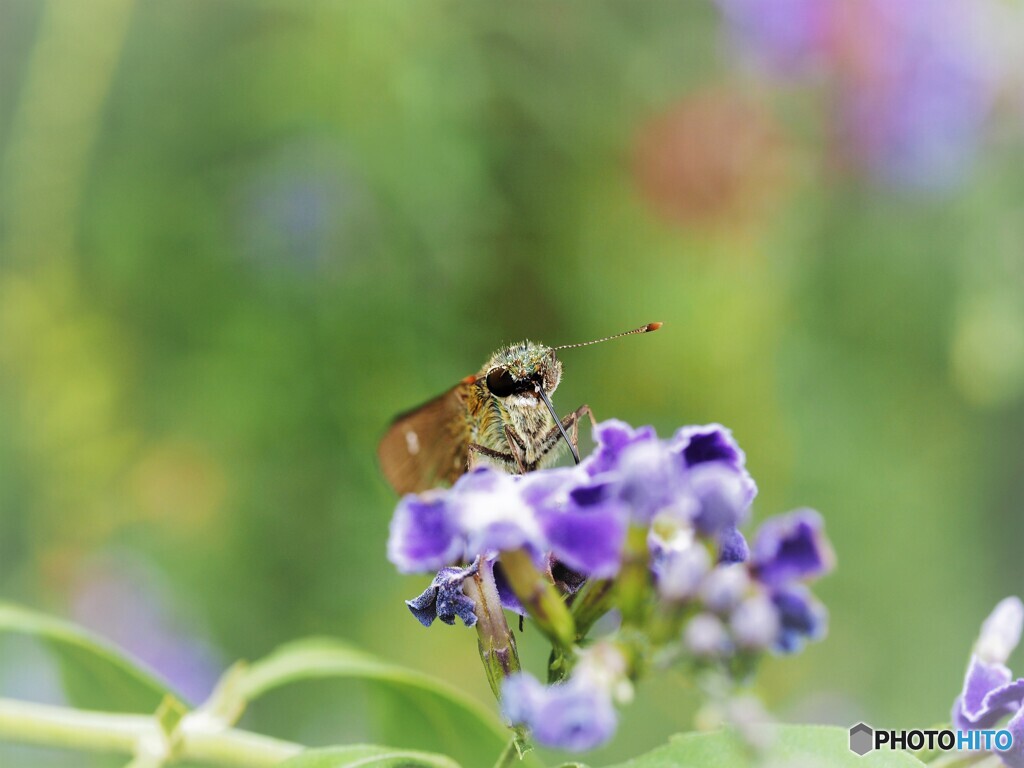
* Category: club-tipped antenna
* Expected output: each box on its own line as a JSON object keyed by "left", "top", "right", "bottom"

{"left": 553, "top": 322, "right": 663, "bottom": 351}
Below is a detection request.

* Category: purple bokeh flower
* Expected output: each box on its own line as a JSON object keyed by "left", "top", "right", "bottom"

{"left": 836, "top": 0, "right": 995, "bottom": 192}
{"left": 717, "top": 525, "right": 750, "bottom": 564}
{"left": 700, "top": 564, "right": 750, "bottom": 614}
{"left": 70, "top": 557, "right": 223, "bottom": 704}
{"left": 771, "top": 583, "right": 827, "bottom": 654}
{"left": 502, "top": 673, "right": 618, "bottom": 751}
{"left": 736, "top": 509, "right": 834, "bottom": 654}
{"left": 685, "top": 613, "right": 733, "bottom": 658}
{"left": 406, "top": 562, "right": 479, "bottom": 628}
{"left": 715, "top": 0, "right": 1000, "bottom": 192}
{"left": 687, "top": 462, "right": 753, "bottom": 537}
{"left": 714, "top": 0, "right": 834, "bottom": 75}
{"left": 730, "top": 594, "right": 782, "bottom": 651}
{"left": 750, "top": 509, "right": 834, "bottom": 586}
{"left": 650, "top": 530, "right": 712, "bottom": 601}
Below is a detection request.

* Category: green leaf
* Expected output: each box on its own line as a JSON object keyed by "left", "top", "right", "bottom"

{"left": 278, "top": 744, "right": 461, "bottom": 767}
{"left": 238, "top": 638, "right": 529, "bottom": 768}
{"left": 0, "top": 602, "right": 173, "bottom": 712}
{"left": 603, "top": 725, "right": 925, "bottom": 768}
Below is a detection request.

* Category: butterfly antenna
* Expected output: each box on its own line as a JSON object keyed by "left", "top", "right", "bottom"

{"left": 553, "top": 322, "right": 663, "bottom": 351}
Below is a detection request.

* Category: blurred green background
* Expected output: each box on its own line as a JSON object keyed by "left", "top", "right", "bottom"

{"left": 1, "top": 0, "right": 1024, "bottom": 765}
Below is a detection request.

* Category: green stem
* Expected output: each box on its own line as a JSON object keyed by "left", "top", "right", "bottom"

{"left": 541, "top": 577, "right": 617, "bottom": 684}
{"left": 500, "top": 549, "right": 576, "bottom": 651}
{"left": 0, "top": 697, "right": 302, "bottom": 767}
{"left": 616, "top": 525, "right": 652, "bottom": 626}
{"left": 647, "top": 602, "right": 686, "bottom": 646}
{"left": 571, "top": 577, "right": 615, "bottom": 640}
{"left": 491, "top": 736, "right": 519, "bottom": 768}
{"left": 464, "top": 558, "right": 521, "bottom": 702}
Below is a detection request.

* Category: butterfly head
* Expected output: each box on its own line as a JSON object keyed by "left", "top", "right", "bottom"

{"left": 480, "top": 341, "right": 562, "bottom": 408}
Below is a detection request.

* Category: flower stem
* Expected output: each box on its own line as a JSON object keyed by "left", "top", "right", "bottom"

{"left": 0, "top": 697, "right": 302, "bottom": 767}
{"left": 616, "top": 525, "right": 652, "bottom": 626}
{"left": 491, "top": 736, "right": 520, "bottom": 768}
{"left": 499, "top": 549, "right": 576, "bottom": 652}
{"left": 648, "top": 602, "right": 686, "bottom": 646}
{"left": 571, "top": 577, "right": 615, "bottom": 639}
{"left": 464, "top": 558, "right": 522, "bottom": 702}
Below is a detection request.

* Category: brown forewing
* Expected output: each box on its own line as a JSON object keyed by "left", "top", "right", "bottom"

{"left": 377, "top": 381, "right": 473, "bottom": 494}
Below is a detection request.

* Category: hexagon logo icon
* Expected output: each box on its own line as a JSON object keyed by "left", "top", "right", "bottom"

{"left": 849, "top": 722, "right": 874, "bottom": 756}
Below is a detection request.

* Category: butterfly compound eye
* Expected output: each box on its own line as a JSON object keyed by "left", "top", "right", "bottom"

{"left": 486, "top": 367, "right": 518, "bottom": 397}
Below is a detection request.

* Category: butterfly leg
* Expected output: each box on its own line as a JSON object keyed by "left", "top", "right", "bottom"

{"left": 467, "top": 442, "right": 519, "bottom": 474}
{"left": 503, "top": 425, "right": 529, "bottom": 474}
{"left": 528, "top": 404, "right": 594, "bottom": 471}
{"left": 569, "top": 404, "right": 597, "bottom": 448}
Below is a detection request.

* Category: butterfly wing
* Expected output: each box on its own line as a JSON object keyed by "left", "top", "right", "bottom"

{"left": 378, "top": 382, "right": 473, "bottom": 494}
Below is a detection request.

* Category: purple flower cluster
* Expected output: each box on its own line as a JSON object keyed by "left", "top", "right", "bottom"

{"left": 713, "top": 0, "right": 999, "bottom": 192}
{"left": 387, "top": 419, "right": 835, "bottom": 752}
{"left": 389, "top": 463, "right": 623, "bottom": 584}
{"left": 953, "top": 597, "right": 1024, "bottom": 767}
{"left": 389, "top": 421, "right": 756, "bottom": 580}
{"left": 656, "top": 507, "right": 832, "bottom": 659}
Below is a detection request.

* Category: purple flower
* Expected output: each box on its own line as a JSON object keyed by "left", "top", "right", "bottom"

{"left": 954, "top": 656, "right": 1021, "bottom": 731}
{"left": 672, "top": 424, "right": 757, "bottom": 505}
{"left": 537, "top": 479, "right": 628, "bottom": 579}
{"left": 451, "top": 469, "right": 543, "bottom": 558}
{"left": 977, "top": 597, "right": 1024, "bottom": 665}
{"left": 770, "top": 583, "right": 828, "bottom": 654}
{"left": 685, "top": 613, "right": 733, "bottom": 658}
{"left": 687, "top": 462, "right": 753, "bottom": 537}
{"left": 730, "top": 593, "right": 781, "bottom": 651}
{"left": 486, "top": 564, "right": 523, "bottom": 617}
{"left": 718, "top": 525, "right": 750, "bottom": 564}
{"left": 672, "top": 423, "right": 746, "bottom": 471}
{"left": 651, "top": 532, "right": 712, "bottom": 601}
{"left": 952, "top": 598, "right": 1024, "bottom": 767}
{"left": 517, "top": 468, "right": 628, "bottom": 578}
{"left": 387, "top": 493, "right": 463, "bottom": 573}
{"left": 750, "top": 509, "right": 834, "bottom": 586}
{"left": 615, "top": 439, "right": 693, "bottom": 523}
{"left": 582, "top": 420, "right": 658, "bottom": 478}
{"left": 700, "top": 564, "right": 750, "bottom": 614}
{"left": 406, "top": 563, "right": 479, "bottom": 628}
{"left": 502, "top": 673, "right": 618, "bottom": 752}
